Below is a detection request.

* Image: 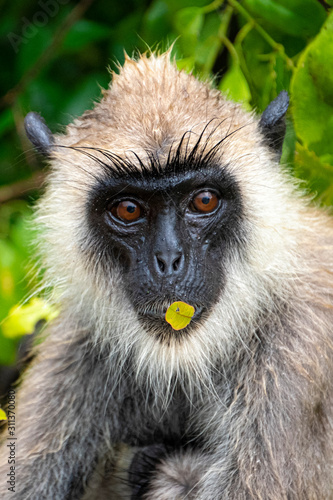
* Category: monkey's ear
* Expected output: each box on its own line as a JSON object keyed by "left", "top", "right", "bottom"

{"left": 24, "top": 112, "right": 54, "bottom": 156}
{"left": 259, "top": 91, "right": 289, "bottom": 158}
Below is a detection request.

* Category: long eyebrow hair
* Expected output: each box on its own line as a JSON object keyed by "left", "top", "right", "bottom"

{"left": 55, "top": 119, "right": 247, "bottom": 183}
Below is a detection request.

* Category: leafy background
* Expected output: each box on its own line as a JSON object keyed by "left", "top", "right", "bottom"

{"left": 0, "top": 0, "right": 333, "bottom": 368}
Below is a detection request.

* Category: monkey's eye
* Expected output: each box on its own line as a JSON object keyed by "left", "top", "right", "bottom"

{"left": 190, "top": 191, "right": 219, "bottom": 214}
{"left": 110, "top": 200, "right": 142, "bottom": 223}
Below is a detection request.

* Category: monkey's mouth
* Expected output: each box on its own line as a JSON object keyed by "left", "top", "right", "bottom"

{"left": 136, "top": 301, "right": 205, "bottom": 332}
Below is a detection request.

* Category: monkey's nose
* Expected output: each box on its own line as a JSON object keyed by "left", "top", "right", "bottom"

{"left": 154, "top": 249, "right": 184, "bottom": 276}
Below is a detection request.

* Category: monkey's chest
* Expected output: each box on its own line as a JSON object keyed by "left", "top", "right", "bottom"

{"left": 120, "top": 393, "right": 194, "bottom": 449}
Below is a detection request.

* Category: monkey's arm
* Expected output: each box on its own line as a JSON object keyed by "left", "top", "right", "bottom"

{"left": 130, "top": 446, "right": 207, "bottom": 500}
{"left": 0, "top": 323, "right": 120, "bottom": 500}
{"left": 140, "top": 322, "right": 333, "bottom": 500}
{"left": 140, "top": 410, "right": 318, "bottom": 500}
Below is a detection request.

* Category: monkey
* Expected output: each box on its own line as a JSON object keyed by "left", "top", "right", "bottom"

{"left": 0, "top": 51, "right": 333, "bottom": 499}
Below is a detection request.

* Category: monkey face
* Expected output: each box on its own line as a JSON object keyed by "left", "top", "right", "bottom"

{"left": 87, "top": 149, "right": 245, "bottom": 337}
{"left": 27, "top": 54, "right": 297, "bottom": 382}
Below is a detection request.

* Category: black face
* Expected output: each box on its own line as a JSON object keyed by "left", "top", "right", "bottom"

{"left": 86, "top": 151, "right": 244, "bottom": 337}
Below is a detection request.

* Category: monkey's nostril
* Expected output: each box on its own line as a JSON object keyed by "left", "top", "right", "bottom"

{"left": 157, "top": 257, "right": 165, "bottom": 273}
{"left": 172, "top": 255, "right": 181, "bottom": 271}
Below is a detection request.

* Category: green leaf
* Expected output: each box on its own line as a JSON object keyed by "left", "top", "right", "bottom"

{"left": 193, "top": 13, "right": 221, "bottom": 73}
{"left": 294, "top": 143, "right": 333, "bottom": 205}
{"left": 291, "top": 12, "right": 333, "bottom": 157}
{"left": 174, "top": 7, "right": 204, "bottom": 36}
{"left": 238, "top": 29, "right": 273, "bottom": 111}
{"left": 167, "top": 0, "right": 211, "bottom": 8}
{"left": 243, "top": 0, "right": 326, "bottom": 38}
{"left": 142, "top": 0, "right": 172, "bottom": 42}
{"left": 0, "top": 240, "right": 15, "bottom": 270}
{"left": 173, "top": 7, "right": 204, "bottom": 58}
{"left": 273, "top": 52, "right": 292, "bottom": 95}
{"left": 176, "top": 56, "right": 196, "bottom": 72}
{"left": 280, "top": 121, "right": 296, "bottom": 166}
{"left": 165, "top": 301, "right": 195, "bottom": 330}
{"left": 219, "top": 62, "right": 252, "bottom": 109}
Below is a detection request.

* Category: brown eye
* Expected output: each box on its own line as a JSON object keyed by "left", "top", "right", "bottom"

{"left": 191, "top": 191, "right": 219, "bottom": 214}
{"left": 111, "top": 200, "right": 142, "bottom": 222}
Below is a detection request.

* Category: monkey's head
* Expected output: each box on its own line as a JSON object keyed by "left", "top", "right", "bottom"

{"left": 26, "top": 53, "right": 296, "bottom": 385}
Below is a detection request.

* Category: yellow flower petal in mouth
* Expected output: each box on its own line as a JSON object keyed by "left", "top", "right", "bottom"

{"left": 165, "top": 301, "right": 195, "bottom": 330}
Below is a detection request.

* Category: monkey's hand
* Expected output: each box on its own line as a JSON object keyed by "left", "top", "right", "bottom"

{"left": 129, "top": 447, "right": 206, "bottom": 500}
{"left": 129, "top": 444, "right": 168, "bottom": 499}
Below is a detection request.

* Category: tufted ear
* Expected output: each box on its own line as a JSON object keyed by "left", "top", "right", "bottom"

{"left": 24, "top": 112, "right": 54, "bottom": 156}
{"left": 259, "top": 91, "right": 289, "bottom": 159}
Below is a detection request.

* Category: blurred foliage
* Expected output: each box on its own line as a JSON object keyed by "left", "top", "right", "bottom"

{"left": 0, "top": 0, "right": 333, "bottom": 367}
